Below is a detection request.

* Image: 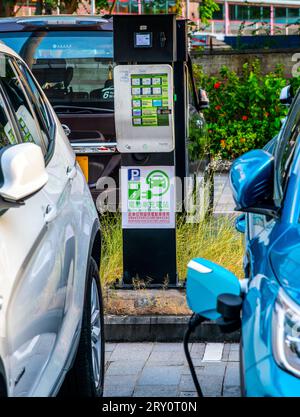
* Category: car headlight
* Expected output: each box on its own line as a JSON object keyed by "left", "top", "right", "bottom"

{"left": 272, "top": 289, "right": 300, "bottom": 378}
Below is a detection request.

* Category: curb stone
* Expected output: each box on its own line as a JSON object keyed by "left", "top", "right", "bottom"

{"left": 104, "top": 315, "right": 240, "bottom": 343}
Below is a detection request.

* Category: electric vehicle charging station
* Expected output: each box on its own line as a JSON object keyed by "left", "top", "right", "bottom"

{"left": 113, "top": 14, "right": 189, "bottom": 287}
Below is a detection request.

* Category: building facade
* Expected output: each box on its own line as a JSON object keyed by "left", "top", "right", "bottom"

{"left": 12, "top": 0, "right": 300, "bottom": 35}
{"left": 194, "top": 0, "right": 300, "bottom": 35}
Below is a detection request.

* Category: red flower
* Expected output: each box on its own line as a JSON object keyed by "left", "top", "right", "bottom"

{"left": 214, "top": 82, "right": 221, "bottom": 89}
{"left": 265, "top": 112, "right": 269, "bottom": 117}
{"left": 215, "top": 105, "right": 221, "bottom": 110}
{"left": 242, "top": 115, "right": 248, "bottom": 121}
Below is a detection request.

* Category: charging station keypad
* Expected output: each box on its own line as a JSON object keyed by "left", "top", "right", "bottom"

{"left": 131, "top": 73, "right": 170, "bottom": 127}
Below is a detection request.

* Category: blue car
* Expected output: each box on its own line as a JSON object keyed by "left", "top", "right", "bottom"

{"left": 186, "top": 87, "right": 300, "bottom": 397}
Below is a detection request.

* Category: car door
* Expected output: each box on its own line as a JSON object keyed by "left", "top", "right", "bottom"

{"left": 242, "top": 93, "right": 300, "bottom": 373}
{"left": 0, "top": 52, "right": 71, "bottom": 396}
{"left": 15, "top": 58, "right": 87, "bottom": 396}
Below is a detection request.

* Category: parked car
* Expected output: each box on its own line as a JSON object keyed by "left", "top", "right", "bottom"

{"left": 186, "top": 87, "right": 300, "bottom": 396}
{"left": 0, "top": 42, "right": 104, "bottom": 397}
{"left": 0, "top": 15, "right": 207, "bottom": 208}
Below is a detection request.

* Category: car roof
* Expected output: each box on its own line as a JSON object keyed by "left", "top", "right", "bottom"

{"left": 0, "top": 41, "right": 22, "bottom": 59}
{"left": 0, "top": 14, "right": 112, "bottom": 32}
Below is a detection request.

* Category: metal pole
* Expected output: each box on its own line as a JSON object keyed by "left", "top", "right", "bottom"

{"left": 224, "top": 0, "right": 229, "bottom": 36}
{"left": 270, "top": 4, "right": 274, "bottom": 35}
{"left": 186, "top": 0, "right": 190, "bottom": 19}
{"left": 138, "top": 0, "right": 142, "bottom": 14}
{"left": 91, "top": 0, "right": 96, "bottom": 14}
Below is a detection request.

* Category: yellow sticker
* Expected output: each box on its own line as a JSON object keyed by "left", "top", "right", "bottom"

{"left": 76, "top": 156, "right": 89, "bottom": 182}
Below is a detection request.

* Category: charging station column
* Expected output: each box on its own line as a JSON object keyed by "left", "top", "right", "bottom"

{"left": 113, "top": 15, "right": 179, "bottom": 287}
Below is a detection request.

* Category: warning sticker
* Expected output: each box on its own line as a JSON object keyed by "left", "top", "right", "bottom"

{"left": 121, "top": 166, "right": 175, "bottom": 229}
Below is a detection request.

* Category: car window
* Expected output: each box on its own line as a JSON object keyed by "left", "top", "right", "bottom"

{"left": 248, "top": 213, "right": 266, "bottom": 240}
{"left": 1, "top": 31, "right": 114, "bottom": 111}
{"left": 275, "top": 92, "right": 300, "bottom": 202}
{"left": 0, "top": 93, "right": 18, "bottom": 148}
{"left": 0, "top": 53, "right": 47, "bottom": 155}
{"left": 15, "top": 59, "right": 53, "bottom": 145}
{"left": 188, "top": 70, "right": 196, "bottom": 108}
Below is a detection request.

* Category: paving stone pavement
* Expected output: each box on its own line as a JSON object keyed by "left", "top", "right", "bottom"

{"left": 213, "top": 173, "right": 235, "bottom": 214}
{"left": 104, "top": 343, "right": 241, "bottom": 397}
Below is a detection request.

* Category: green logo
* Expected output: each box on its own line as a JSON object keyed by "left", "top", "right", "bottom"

{"left": 128, "top": 181, "right": 140, "bottom": 200}
{"left": 146, "top": 170, "right": 170, "bottom": 197}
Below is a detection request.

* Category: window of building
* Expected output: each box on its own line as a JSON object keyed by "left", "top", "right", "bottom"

{"left": 287, "top": 7, "right": 300, "bottom": 22}
{"left": 230, "top": 5, "right": 271, "bottom": 22}
{"left": 249, "top": 6, "right": 261, "bottom": 20}
{"left": 275, "top": 7, "right": 287, "bottom": 23}
{"left": 236, "top": 5, "right": 248, "bottom": 20}
{"left": 212, "top": 4, "right": 223, "bottom": 20}
{"left": 130, "top": 0, "right": 138, "bottom": 13}
{"left": 262, "top": 7, "right": 270, "bottom": 20}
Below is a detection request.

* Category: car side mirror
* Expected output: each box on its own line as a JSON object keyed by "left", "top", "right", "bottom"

{"left": 198, "top": 88, "right": 209, "bottom": 110}
{"left": 280, "top": 85, "right": 293, "bottom": 106}
{"left": 235, "top": 214, "right": 246, "bottom": 233}
{"left": 230, "top": 149, "right": 277, "bottom": 217}
{"left": 186, "top": 258, "right": 240, "bottom": 320}
{"left": 0, "top": 143, "right": 48, "bottom": 208}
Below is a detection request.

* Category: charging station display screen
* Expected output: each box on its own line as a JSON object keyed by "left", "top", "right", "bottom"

{"left": 134, "top": 32, "right": 152, "bottom": 48}
{"left": 131, "top": 73, "right": 170, "bottom": 127}
{"left": 114, "top": 64, "right": 174, "bottom": 153}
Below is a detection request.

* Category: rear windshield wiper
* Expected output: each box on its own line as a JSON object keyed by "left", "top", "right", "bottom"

{"left": 53, "top": 105, "right": 114, "bottom": 114}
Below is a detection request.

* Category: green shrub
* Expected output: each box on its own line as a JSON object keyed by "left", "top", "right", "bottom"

{"left": 192, "top": 60, "right": 300, "bottom": 160}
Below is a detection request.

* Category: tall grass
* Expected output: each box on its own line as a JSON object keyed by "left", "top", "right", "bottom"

{"left": 176, "top": 215, "right": 244, "bottom": 280}
{"left": 100, "top": 213, "right": 244, "bottom": 286}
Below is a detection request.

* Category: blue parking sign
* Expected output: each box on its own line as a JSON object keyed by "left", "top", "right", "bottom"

{"left": 128, "top": 168, "right": 140, "bottom": 181}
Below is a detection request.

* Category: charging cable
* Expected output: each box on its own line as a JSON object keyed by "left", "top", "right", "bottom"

{"left": 183, "top": 313, "right": 205, "bottom": 397}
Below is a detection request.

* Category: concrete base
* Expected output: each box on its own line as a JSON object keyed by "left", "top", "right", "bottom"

{"left": 104, "top": 315, "right": 240, "bottom": 343}
{"left": 104, "top": 289, "right": 190, "bottom": 316}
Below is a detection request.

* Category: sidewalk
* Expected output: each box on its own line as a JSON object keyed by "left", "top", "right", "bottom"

{"left": 213, "top": 173, "right": 235, "bottom": 214}
{"left": 104, "top": 342, "right": 240, "bottom": 397}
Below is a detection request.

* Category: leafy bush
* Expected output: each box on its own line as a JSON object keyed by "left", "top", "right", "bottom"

{"left": 192, "top": 60, "right": 300, "bottom": 160}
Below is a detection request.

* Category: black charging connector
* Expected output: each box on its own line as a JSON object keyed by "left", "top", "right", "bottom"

{"left": 183, "top": 313, "right": 205, "bottom": 397}
{"left": 183, "top": 295, "right": 243, "bottom": 397}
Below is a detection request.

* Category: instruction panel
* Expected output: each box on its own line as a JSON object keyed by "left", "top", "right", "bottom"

{"left": 114, "top": 65, "right": 174, "bottom": 153}
{"left": 121, "top": 166, "right": 175, "bottom": 229}
{"left": 131, "top": 73, "right": 170, "bottom": 127}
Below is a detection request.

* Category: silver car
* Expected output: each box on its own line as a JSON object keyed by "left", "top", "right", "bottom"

{"left": 0, "top": 43, "right": 104, "bottom": 397}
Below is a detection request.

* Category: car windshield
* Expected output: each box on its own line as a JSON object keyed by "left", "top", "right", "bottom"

{"left": 0, "top": 31, "right": 114, "bottom": 111}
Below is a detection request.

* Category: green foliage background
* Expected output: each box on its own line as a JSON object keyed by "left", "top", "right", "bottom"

{"left": 191, "top": 61, "right": 300, "bottom": 160}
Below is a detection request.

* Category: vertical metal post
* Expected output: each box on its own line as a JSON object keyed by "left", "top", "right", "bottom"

{"left": 26, "top": 0, "right": 31, "bottom": 15}
{"left": 224, "top": 0, "right": 230, "bottom": 36}
{"left": 138, "top": 0, "right": 142, "bottom": 14}
{"left": 270, "top": 5, "right": 274, "bottom": 35}
{"left": 186, "top": 0, "right": 190, "bottom": 19}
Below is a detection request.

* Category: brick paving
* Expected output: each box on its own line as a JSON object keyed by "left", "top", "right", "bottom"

{"left": 104, "top": 342, "right": 241, "bottom": 397}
